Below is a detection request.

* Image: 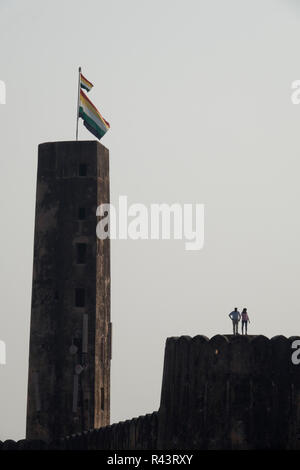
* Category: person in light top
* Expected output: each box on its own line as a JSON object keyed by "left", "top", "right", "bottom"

{"left": 228, "top": 307, "right": 241, "bottom": 335}
{"left": 241, "top": 308, "right": 250, "bottom": 335}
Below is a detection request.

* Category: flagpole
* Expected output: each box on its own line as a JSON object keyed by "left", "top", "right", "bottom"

{"left": 76, "top": 66, "right": 81, "bottom": 141}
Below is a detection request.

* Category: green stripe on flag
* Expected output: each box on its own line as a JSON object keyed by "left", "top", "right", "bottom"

{"left": 79, "top": 107, "right": 107, "bottom": 140}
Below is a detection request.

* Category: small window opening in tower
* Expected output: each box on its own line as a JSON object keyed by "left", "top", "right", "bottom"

{"left": 100, "top": 387, "right": 105, "bottom": 411}
{"left": 76, "top": 243, "right": 87, "bottom": 264}
{"left": 75, "top": 288, "right": 85, "bottom": 307}
{"left": 78, "top": 207, "right": 86, "bottom": 220}
{"left": 79, "top": 163, "right": 87, "bottom": 176}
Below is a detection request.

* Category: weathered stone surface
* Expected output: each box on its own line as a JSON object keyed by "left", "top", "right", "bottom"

{"left": 26, "top": 141, "right": 111, "bottom": 441}
{"left": 4, "top": 334, "right": 300, "bottom": 450}
{"left": 157, "top": 334, "right": 300, "bottom": 450}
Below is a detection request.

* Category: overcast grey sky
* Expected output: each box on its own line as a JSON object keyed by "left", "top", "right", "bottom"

{"left": 1, "top": 0, "right": 300, "bottom": 440}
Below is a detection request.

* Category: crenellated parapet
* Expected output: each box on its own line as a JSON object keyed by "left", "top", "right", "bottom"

{"left": 0, "top": 412, "right": 158, "bottom": 450}
{"left": 3, "top": 335, "right": 300, "bottom": 450}
{"left": 157, "top": 334, "right": 300, "bottom": 449}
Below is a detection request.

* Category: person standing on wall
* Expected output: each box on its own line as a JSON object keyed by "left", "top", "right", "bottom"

{"left": 228, "top": 307, "right": 241, "bottom": 335}
{"left": 241, "top": 308, "right": 250, "bottom": 335}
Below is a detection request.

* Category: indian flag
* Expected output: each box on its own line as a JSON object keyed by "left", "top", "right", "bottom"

{"left": 79, "top": 89, "right": 110, "bottom": 140}
{"left": 80, "top": 73, "right": 93, "bottom": 92}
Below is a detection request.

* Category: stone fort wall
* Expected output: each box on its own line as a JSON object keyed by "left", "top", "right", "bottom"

{"left": 158, "top": 334, "right": 300, "bottom": 449}
{"left": 2, "top": 335, "right": 300, "bottom": 450}
{"left": 0, "top": 412, "right": 158, "bottom": 450}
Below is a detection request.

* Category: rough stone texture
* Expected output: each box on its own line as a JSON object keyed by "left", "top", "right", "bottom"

{"left": 157, "top": 334, "right": 300, "bottom": 449}
{"left": 5, "top": 335, "right": 300, "bottom": 449}
{"left": 0, "top": 412, "right": 158, "bottom": 450}
{"left": 26, "top": 141, "right": 111, "bottom": 442}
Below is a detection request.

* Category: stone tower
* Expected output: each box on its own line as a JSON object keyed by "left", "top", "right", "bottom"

{"left": 26, "top": 141, "right": 111, "bottom": 442}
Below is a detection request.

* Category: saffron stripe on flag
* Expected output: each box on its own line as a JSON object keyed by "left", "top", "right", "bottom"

{"left": 80, "top": 73, "right": 93, "bottom": 92}
{"left": 79, "top": 89, "right": 110, "bottom": 140}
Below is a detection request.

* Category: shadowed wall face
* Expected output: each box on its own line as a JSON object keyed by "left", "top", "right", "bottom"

{"left": 157, "top": 335, "right": 300, "bottom": 450}
{"left": 6, "top": 334, "right": 300, "bottom": 449}
{"left": 26, "top": 141, "right": 111, "bottom": 441}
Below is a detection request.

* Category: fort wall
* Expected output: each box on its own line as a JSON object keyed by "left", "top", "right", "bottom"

{"left": 3, "top": 335, "right": 300, "bottom": 449}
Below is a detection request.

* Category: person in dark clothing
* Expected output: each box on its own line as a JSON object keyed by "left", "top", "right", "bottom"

{"left": 241, "top": 308, "right": 250, "bottom": 335}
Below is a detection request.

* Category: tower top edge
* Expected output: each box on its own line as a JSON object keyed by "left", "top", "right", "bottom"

{"left": 38, "top": 140, "right": 108, "bottom": 151}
